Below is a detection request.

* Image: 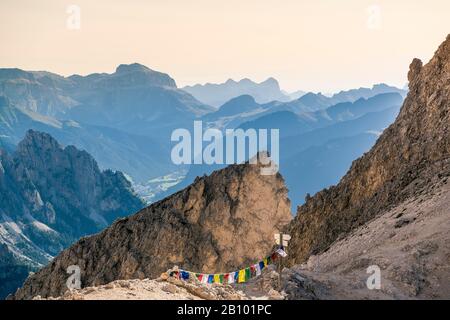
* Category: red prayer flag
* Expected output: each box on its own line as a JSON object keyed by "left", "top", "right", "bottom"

{"left": 250, "top": 265, "right": 256, "bottom": 276}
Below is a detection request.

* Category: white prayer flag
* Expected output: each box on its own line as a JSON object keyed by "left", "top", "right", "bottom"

{"left": 228, "top": 272, "right": 235, "bottom": 284}
{"left": 276, "top": 248, "right": 288, "bottom": 257}
{"left": 255, "top": 264, "right": 262, "bottom": 276}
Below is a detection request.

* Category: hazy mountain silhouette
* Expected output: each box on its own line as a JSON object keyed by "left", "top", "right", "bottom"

{"left": 183, "top": 77, "right": 291, "bottom": 107}
{"left": 0, "top": 96, "right": 176, "bottom": 181}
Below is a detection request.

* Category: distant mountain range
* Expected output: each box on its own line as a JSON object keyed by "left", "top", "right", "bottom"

{"left": 0, "top": 64, "right": 215, "bottom": 183}
{"left": 0, "top": 63, "right": 406, "bottom": 197}
{"left": 0, "top": 96, "right": 176, "bottom": 181}
{"left": 183, "top": 77, "right": 406, "bottom": 110}
{"left": 0, "top": 63, "right": 408, "bottom": 209}
{"left": 201, "top": 85, "right": 406, "bottom": 129}
{"left": 183, "top": 77, "right": 292, "bottom": 107}
{"left": 160, "top": 92, "right": 404, "bottom": 208}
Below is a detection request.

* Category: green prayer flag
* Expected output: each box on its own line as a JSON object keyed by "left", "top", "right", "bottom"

{"left": 245, "top": 267, "right": 251, "bottom": 281}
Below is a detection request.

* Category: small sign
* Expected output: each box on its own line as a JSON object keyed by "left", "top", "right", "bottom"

{"left": 274, "top": 233, "right": 291, "bottom": 246}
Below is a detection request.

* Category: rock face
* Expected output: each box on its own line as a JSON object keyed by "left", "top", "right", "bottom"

{"left": 13, "top": 159, "right": 292, "bottom": 299}
{"left": 280, "top": 178, "right": 450, "bottom": 300}
{"left": 286, "top": 35, "right": 450, "bottom": 264}
{"left": 0, "top": 130, "right": 144, "bottom": 297}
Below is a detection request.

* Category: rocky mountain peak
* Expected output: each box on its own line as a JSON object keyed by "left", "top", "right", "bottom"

{"left": 408, "top": 58, "right": 423, "bottom": 83}
{"left": 408, "top": 35, "right": 450, "bottom": 86}
{"left": 286, "top": 34, "right": 450, "bottom": 265}
{"left": 18, "top": 129, "right": 61, "bottom": 154}
{"left": 13, "top": 159, "right": 292, "bottom": 299}
{"left": 0, "top": 68, "right": 35, "bottom": 82}
{"left": 221, "top": 94, "right": 257, "bottom": 108}
{"left": 1, "top": 130, "right": 144, "bottom": 261}
{"left": 115, "top": 63, "right": 151, "bottom": 74}
{"left": 111, "top": 63, "right": 177, "bottom": 88}
{"left": 262, "top": 77, "right": 279, "bottom": 85}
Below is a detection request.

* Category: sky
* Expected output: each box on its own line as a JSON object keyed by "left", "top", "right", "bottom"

{"left": 1, "top": 0, "right": 449, "bottom": 93}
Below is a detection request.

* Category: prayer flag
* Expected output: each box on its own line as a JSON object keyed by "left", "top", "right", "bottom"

{"left": 250, "top": 264, "right": 256, "bottom": 276}
{"left": 228, "top": 272, "right": 235, "bottom": 284}
{"left": 238, "top": 269, "right": 246, "bottom": 283}
{"left": 214, "top": 274, "right": 221, "bottom": 284}
{"left": 255, "top": 263, "right": 262, "bottom": 276}
{"left": 276, "top": 248, "right": 288, "bottom": 257}
{"left": 259, "top": 261, "right": 265, "bottom": 271}
{"left": 245, "top": 267, "right": 251, "bottom": 281}
{"left": 180, "top": 270, "right": 189, "bottom": 280}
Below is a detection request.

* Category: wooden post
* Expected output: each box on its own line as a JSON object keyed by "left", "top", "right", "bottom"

{"left": 278, "top": 233, "right": 283, "bottom": 290}
{"left": 274, "top": 233, "right": 290, "bottom": 291}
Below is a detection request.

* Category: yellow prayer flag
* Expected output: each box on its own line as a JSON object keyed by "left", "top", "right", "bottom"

{"left": 214, "top": 274, "right": 221, "bottom": 284}
{"left": 263, "top": 258, "right": 268, "bottom": 267}
{"left": 238, "top": 269, "right": 246, "bottom": 283}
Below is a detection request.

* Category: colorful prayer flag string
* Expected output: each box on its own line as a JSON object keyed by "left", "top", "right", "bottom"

{"left": 169, "top": 248, "right": 287, "bottom": 285}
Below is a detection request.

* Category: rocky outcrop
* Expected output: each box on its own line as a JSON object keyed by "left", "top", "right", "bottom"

{"left": 34, "top": 276, "right": 250, "bottom": 301}
{"left": 13, "top": 158, "right": 292, "bottom": 299}
{"left": 286, "top": 35, "right": 450, "bottom": 264}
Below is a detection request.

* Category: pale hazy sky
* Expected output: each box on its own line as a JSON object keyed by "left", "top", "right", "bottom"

{"left": 1, "top": 0, "right": 449, "bottom": 93}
